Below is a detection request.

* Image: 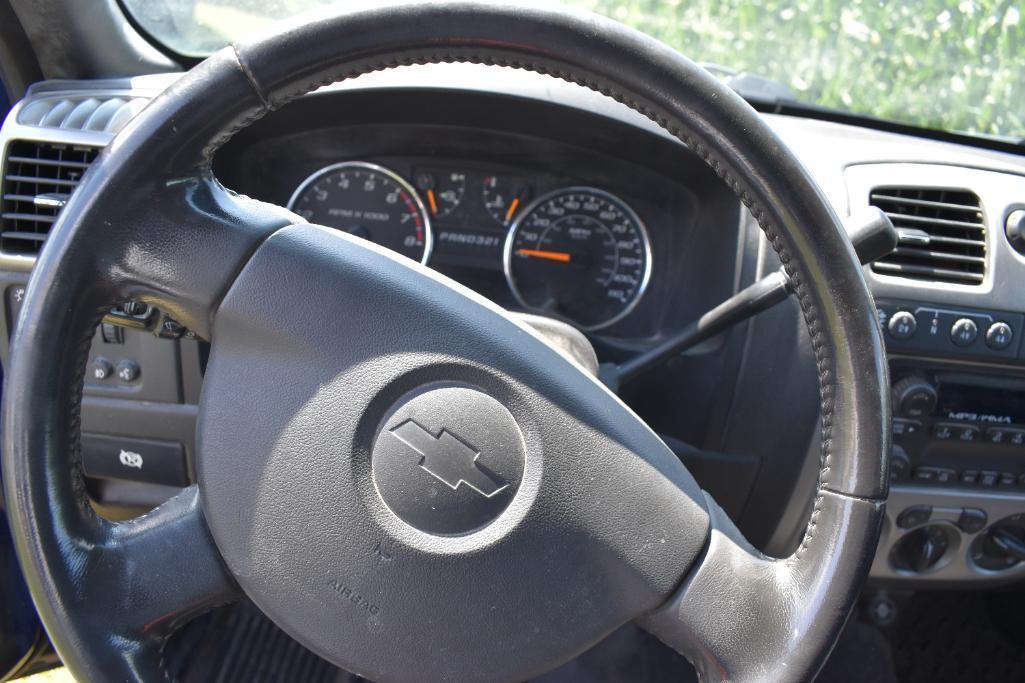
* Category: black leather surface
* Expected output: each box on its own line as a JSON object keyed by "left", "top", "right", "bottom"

{"left": 2, "top": 3, "right": 888, "bottom": 682}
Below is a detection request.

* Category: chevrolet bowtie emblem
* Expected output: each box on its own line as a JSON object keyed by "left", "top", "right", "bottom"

{"left": 389, "top": 419, "right": 508, "bottom": 497}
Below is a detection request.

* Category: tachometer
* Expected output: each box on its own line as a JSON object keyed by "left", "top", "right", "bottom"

{"left": 504, "top": 187, "right": 651, "bottom": 330}
{"left": 288, "top": 161, "right": 432, "bottom": 264}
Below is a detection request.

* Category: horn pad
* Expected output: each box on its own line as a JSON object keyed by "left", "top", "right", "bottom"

{"left": 371, "top": 384, "right": 526, "bottom": 535}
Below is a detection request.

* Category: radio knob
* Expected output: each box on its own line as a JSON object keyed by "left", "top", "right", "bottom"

{"left": 892, "top": 376, "right": 937, "bottom": 418}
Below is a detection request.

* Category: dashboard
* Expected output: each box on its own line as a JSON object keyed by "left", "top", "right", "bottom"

{"left": 213, "top": 85, "right": 741, "bottom": 353}
{"left": 283, "top": 158, "right": 651, "bottom": 330}
{"left": 4, "top": 65, "right": 1025, "bottom": 590}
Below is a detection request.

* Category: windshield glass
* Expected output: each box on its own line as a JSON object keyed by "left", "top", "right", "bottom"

{"left": 121, "top": 0, "right": 1024, "bottom": 141}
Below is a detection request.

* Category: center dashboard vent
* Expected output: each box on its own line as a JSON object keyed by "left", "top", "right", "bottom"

{"left": 869, "top": 186, "right": 986, "bottom": 285}
{"left": 1, "top": 140, "right": 101, "bottom": 255}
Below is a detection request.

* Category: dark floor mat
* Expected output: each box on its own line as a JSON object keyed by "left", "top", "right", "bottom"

{"left": 887, "top": 590, "right": 1025, "bottom": 683}
{"left": 165, "top": 599, "right": 901, "bottom": 682}
{"left": 166, "top": 602, "right": 360, "bottom": 683}
{"left": 535, "top": 624, "right": 697, "bottom": 683}
{"left": 817, "top": 620, "right": 898, "bottom": 683}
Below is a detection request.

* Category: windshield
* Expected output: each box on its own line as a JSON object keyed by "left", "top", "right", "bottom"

{"left": 121, "top": 0, "right": 1024, "bottom": 141}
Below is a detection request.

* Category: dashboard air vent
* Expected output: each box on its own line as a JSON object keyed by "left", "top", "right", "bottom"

{"left": 17, "top": 95, "right": 149, "bottom": 135}
{"left": 1, "top": 140, "right": 101, "bottom": 255}
{"left": 869, "top": 186, "right": 986, "bottom": 285}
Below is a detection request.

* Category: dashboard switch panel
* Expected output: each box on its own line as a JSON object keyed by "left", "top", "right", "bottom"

{"left": 877, "top": 299, "right": 1024, "bottom": 363}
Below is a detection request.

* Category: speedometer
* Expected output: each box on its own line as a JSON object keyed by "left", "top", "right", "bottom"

{"left": 503, "top": 187, "right": 651, "bottom": 330}
{"left": 288, "top": 161, "right": 432, "bottom": 264}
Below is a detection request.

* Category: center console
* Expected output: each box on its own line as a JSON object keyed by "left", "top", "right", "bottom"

{"left": 869, "top": 264, "right": 1025, "bottom": 583}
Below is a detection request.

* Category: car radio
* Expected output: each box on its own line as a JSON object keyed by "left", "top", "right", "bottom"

{"left": 889, "top": 365, "right": 1025, "bottom": 488}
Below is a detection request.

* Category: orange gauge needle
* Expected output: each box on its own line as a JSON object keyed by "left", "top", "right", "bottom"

{"left": 426, "top": 188, "right": 438, "bottom": 215}
{"left": 516, "top": 248, "right": 572, "bottom": 263}
{"left": 505, "top": 196, "right": 521, "bottom": 222}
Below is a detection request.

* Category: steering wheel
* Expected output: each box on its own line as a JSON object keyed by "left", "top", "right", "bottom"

{"left": 1, "top": 3, "right": 889, "bottom": 682}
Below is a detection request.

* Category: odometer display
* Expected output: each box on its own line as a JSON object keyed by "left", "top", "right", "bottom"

{"left": 288, "top": 161, "right": 432, "bottom": 263}
{"left": 504, "top": 188, "right": 651, "bottom": 329}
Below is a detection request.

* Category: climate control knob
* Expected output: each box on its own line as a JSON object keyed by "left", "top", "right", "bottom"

{"left": 892, "top": 376, "right": 937, "bottom": 418}
{"left": 972, "top": 513, "right": 1025, "bottom": 571}
{"left": 891, "top": 525, "right": 952, "bottom": 573}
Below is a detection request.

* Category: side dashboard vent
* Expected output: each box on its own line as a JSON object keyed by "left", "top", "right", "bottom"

{"left": 1, "top": 140, "right": 101, "bottom": 255}
{"left": 869, "top": 187, "right": 986, "bottom": 285}
{"left": 17, "top": 95, "right": 149, "bottom": 135}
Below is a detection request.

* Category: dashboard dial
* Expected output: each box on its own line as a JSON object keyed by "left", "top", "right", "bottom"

{"left": 288, "top": 161, "right": 432, "bottom": 263}
{"left": 504, "top": 187, "right": 651, "bottom": 330}
{"left": 415, "top": 169, "right": 466, "bottom": 219}
{"left": 483, "top": 175, "right": 531, "bottom": 226}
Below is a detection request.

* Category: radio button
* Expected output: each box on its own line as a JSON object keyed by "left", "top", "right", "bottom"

{"left": 987, "top": 427, "right": 1025, "bottom": 445}
{"left": 961, "top": 470, "right": 979, "bottom": 485}
{"left": 1000, "top": 472, "right": 1017, "bottom": 487}
{"left": 913, "top": 466, "right": 957, "bottom": 483}
{"left": 950, "top": 318, "right": 978, "bottom": 347}
{"left": 957, "top": 425, "right": 980, "bottom": 442}
{"left": 890, "top": 445, "right": 911, "bottom": 481}
{"left": 932, "top": 423, "right": 955, "bottom": 440}
{"left": 987, "top": 427, "right": 1008, "bottom": 444}
{"left": 913, "top": 467, "right": 938, "bottom": 482}
{"left": 980, "top": 471, "right": 1000, "bottom": 487}
{"left": 893, "top": 419, "right": 922, "bottom": 437}
{"left": 985, "top": 321, "right": 1014, "bottom": 350}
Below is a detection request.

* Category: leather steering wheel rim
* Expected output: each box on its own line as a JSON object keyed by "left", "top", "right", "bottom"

{"left": 2, "top": 3, "right": 890, "bottom": 682}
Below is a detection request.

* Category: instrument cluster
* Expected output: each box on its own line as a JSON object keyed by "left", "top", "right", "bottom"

{"left": 288, "top": 160, "right": 652, "bottom": 330}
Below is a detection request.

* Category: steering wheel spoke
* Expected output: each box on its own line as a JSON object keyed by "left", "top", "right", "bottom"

{"left": 639, "top": 490, "right": 884, "bottom": 682}
{"left": 104, "top": 486, "right": 240, "bottom": 642}
{"left": 95, "top": 173, "right": 296, "bottom": 341}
